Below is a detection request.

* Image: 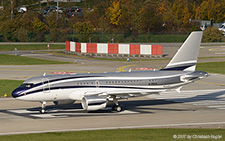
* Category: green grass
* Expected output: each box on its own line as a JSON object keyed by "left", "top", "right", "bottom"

{"left": 199, "top": 56, "right": 225, "bottom": 59}
{"left": 46, "top": 51, "right": 167, "bottom": 62}
{"left": 0, "top": 129, "right": 224, "bottom": 140}
{"left": 0, "top": 80, "right": 23, "bottom": 97}
{"left": 197, "top": 61, "right": 225, "bottom": 74}
{"left": 0, "top": 44, "right": 64, "bottom": 51}
{"left": 0, "top": 54, "right": 71, "bottom": 65}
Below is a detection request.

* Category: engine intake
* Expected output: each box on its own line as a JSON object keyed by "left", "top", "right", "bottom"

{"left": 81, "top": 96, "right": 107, "bottom": 111}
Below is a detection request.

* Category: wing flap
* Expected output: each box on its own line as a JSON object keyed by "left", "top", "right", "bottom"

{"left": 84, "top": 89, "right": 164, "bottom": 98}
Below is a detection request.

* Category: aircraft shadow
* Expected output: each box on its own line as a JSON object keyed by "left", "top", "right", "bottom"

{"left": 170, "top": 90, "right": 225, "bottom": 102}
{"left": 15, "top": 90, "right": 225, "bottom": 118}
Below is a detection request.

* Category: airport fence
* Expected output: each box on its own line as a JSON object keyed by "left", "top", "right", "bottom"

{"left": 65, "top": 41, "right": 163, "bottom": 58}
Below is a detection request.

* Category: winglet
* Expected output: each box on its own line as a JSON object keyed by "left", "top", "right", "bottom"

{"left": 162, "top": 31, "right": 203, "bottom": 71}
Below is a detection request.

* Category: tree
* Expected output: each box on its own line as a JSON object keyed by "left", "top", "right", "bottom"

{"left": 32, "top": 18, "right": 48, "bottom": 42}
{"left": 171, "top": 0, "right": 186, "bottom": 30}
{"left": 157, "top": 0, "right": 174, "bottom": 32}
{"left": 137, "top": 0, "right": 163, "bottom": 33}
{"left": 105, "top": 0, "right": 137, "bottom": 34}
{"left": 46, "top": 12, "right": 59, "bottom": 28}
{"left": 214, "top": 0, "right": 225, "bottom": 22}
{"left": 0, "top": 18, "right": 22, "bottom": 41}
{"left": 73, "top": 21, "right": 94, "bottom": 42}
{"left": 16, "top": 28, "right": 29, "bottom": 42}
{"left": 106, "top": 0, "right": 122, "bottom": 26}
{"left": 202, "top": 27, "right": 225, "bottom": 42}
{"left": 182, "top": 3, "right": 191, "bottom": 27}
{"left": 84, "top": 1, "right": 110, "bottom": 32}
{"left": 46, "top": 11, "right": 68, "bottom": 29}
{"left": 32, "top": 17, "right": 48, "bottom": 32}
{"left": 117, "top": 0, "right": 136, "bottom": 33}
{"left": 19, "top": 12, "right": 37, "bottom": 33}
{"left": 195, "top": 0, "right": 216, "bottom": 21}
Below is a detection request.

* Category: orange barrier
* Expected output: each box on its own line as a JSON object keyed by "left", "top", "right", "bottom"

{"left": 66, "top": 41, "right": 163, "bottom": 56}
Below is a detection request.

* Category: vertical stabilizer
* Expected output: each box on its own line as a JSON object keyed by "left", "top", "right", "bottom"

{"left": 163, "top": 31, "right": 203, "bottom": 71}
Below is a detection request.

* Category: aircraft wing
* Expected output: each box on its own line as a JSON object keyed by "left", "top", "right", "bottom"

{"left": 69, "top": 89, "right": 164, "bottom": 101}
{"left": 85, "top": 89, "right": 164, "bottom": 98}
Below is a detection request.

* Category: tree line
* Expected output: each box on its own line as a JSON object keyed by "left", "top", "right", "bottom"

{"left": 0, "top": 0, "right": 224, "bottom": 42}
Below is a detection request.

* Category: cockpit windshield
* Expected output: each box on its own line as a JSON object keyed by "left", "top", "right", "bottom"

{"left": 21, "top": 83, "right": 34, "bottom": 88}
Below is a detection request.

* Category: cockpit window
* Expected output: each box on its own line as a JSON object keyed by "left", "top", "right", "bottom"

{"left": 21, "top": 83, "right": 34, "bottom": 88}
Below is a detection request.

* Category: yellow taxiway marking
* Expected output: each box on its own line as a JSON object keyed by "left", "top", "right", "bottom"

{"left": 116, "top": 64, "right": 137, "bottom": 72}
{"left": 197, "top": 81, "right": 225, "bottom": 86}
{"left": 209, "top": 48, "right": 225, "bottom": 51}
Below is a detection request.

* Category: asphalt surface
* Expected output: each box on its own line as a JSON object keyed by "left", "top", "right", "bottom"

{"left": 1, "top": 45, "right": 225, "bottom": 80}
{"left": 0, "top": 44, "right": 224, "bottom": 135}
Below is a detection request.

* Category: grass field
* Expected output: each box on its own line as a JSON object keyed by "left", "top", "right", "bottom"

{"left": 196, "top": 61, "right": 225, "bottom": 74}
{"left": 0, "top": 44, "right": 64, "bottom": 51}
{"left": 0, "top": 80, "right": 23, "bottom": 97}
{"left": 0, "top": 128, "right": 223, "bottom": 140}
{"left": 0, "top": 54, "right": 71, "bottom": 65}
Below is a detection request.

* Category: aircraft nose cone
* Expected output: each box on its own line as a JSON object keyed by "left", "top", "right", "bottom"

{"left": 11, "top": 88, "right": 22, "bottom": 98}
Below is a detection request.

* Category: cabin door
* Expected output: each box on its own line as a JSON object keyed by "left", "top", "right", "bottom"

{"left": 42, "top": 78, "right": 50, "bottom": 93}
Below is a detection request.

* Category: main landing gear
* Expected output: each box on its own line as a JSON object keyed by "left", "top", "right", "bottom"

{"left": 39, "top": 101, "right": 46, "bottom": 114}
{"left": 112, "top": 96, "right": 122, "bottom": 112}
{"left": 112, "top": 104, "right": 122, "bottom": 112}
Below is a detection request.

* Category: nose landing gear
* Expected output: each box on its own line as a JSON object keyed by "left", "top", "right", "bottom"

{"left": 39, "top": 101, "right": 46, "bottom": 114}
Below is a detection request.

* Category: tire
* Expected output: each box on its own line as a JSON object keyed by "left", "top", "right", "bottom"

{"left": 116, "top": 106, "right": 122, "bottom": 112}
{"left": 39, "top": 108, "right": 46, "bottom": 114}
{"left": 112, "top": 105, "right": 122, "bottom": 112}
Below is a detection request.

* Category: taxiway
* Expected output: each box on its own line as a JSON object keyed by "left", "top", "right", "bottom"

{"left": 0, "top": 45, "right": 224, "bottom": 135}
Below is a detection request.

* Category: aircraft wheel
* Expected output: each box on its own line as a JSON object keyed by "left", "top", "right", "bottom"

{"left": 39, "top": 108, "right": 46, "bottom": 114}
{"left": 40, "top": 101, "right": 46, "bottom": 114}
{"left": 112, "top": 105, "right": 122, "bottom": 112}
{"left": 115, "top": 106, "right": 122, "bottom": 112}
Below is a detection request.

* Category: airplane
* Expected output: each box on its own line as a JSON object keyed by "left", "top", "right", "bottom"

{"left": 12, "top": 31, "right": 208, "bottom": 114}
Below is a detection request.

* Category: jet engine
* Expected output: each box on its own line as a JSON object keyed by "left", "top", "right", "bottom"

{"left": 81, "top": 96, "right": 107, "bottom": 111}
{"left": 53, "top": 100, "right": 75, "bottom": 105}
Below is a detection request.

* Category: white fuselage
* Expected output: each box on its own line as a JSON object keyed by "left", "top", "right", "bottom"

{"left": 12, "top": 70, "right": 208, "bottom": 102}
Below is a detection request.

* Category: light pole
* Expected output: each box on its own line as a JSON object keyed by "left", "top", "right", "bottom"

{"left": 39, "top": 0, "right": 41, "bottom": 11}
{"left": 57, "top": 0, "right": 59, "bottom": 20}
{"left": 10, "top": 0, "right": 13, "bottom": 19}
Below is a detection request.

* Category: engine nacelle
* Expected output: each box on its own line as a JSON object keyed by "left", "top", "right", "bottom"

{"left": 81, "top": 96, "right": 107, "bottom": 111}
{"left": 53, "top": 100, "right": 75, "bottom": 105}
